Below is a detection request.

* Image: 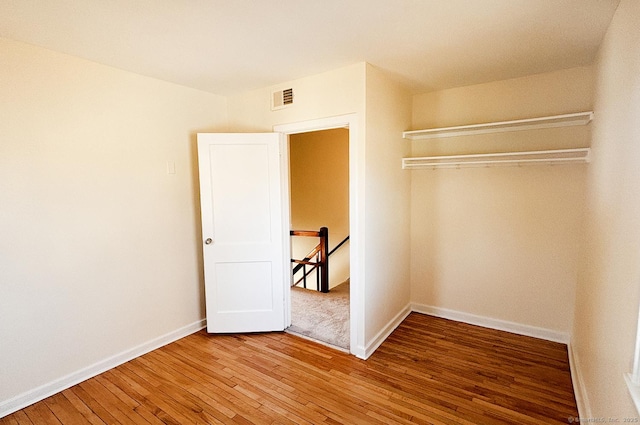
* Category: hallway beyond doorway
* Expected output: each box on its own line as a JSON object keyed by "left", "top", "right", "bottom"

{"left": 287, "top": 279, "right": 350, "bottom": 350}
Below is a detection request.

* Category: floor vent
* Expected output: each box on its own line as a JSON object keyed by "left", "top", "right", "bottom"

{"left": 272, "top": 88, "right": 294, "bottom": 110}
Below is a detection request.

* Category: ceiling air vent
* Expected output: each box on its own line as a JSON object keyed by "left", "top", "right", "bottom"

{"left": 271, "top": 88, "right": 294, "bottom": 110}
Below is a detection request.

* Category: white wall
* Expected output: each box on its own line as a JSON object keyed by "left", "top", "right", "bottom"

{"left": 410, "top": 67, "right": 593, "bottom": 339}
{"left": 572, "top": 0, "right": 640, "bottom": 417}
{"left": 0, "top": 38, "right": 227, "bottom": 408}
{"left": 290, "top": 129, "right": 350, "bottom": 290}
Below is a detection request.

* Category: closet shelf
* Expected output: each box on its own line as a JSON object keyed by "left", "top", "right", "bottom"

{"left": 402, "top": 148, "right": 591, "bottom": 170}
{"left": 403, "top": 111, "right": 593, "bottom": 140}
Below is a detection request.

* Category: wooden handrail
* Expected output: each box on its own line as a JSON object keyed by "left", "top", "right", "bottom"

{"left": 291, "top": 259, "right": 319, "bottom": 266}
{"left": 290, "top": 227, "right": 329, "bottom": 293}
{"left": 290, "top": 230, "right": 321, "bottom": 237}
{"left": 291, "top": 243, "right": 322, "bottom": 274}
{"left": 290, "top": 229, "right": 350, "bottom": 292}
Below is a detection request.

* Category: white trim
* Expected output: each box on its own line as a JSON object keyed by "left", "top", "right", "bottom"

{"left": 273, "top": 114, "right": 352, "bottom": 134}
{"left": 0, "top": 319, "right": 206, "bottom": 419}
{"left": 633, "top": 304, "right": 640, "bottom": 380}
{"left": 627, "top": 303, "right": 640, "bottom": 415}
{"left": 273, "top": 114, "right": 364, "bottom": 359}
{"left": 626, "top": 374, "right": 640, "bottom": 415}
{"left": 354, "top": 303, "right": 572, "bottom": 360}
{"left": 279, "top": 133, "right": 292, "bottom": 329}
{"left": 568, "top": 341, "right": 591, "bottom": 418}
{"left": 411, "top": 303, "right": 570, "bottom": 344}
{"left": 363, "top": 304, "right": 412, "bottom": 359}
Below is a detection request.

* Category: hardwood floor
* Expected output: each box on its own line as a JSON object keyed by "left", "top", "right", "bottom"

{"left": 1, "top": 313, "right": 578, "bottom": 424}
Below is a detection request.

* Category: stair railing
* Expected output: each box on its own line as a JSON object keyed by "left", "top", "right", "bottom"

{"left": 290, "top": 227, "right": 329, "bottom": 293}
{"left": 290, "top": 228, "right": 350, "bottom": 293}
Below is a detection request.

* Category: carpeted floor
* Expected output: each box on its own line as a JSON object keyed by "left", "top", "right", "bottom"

{"left": 288, "top": 280, "right": 350, "bottom": 349}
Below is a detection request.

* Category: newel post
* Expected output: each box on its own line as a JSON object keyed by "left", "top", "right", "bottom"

{"left": 319, "top": 227, "right": 329, "bottom": 293}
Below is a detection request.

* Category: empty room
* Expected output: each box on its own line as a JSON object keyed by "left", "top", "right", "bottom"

{"left": 1, "top": 0, "right": 639, "bottom": 423}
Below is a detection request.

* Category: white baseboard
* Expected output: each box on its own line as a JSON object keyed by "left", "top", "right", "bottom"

{"left": 359, "top": 303, "right": 570, "bottom": 360}
{"left": 0, "top": 319, "right": 206, "bottom": 419}
{"left": 363, "top": 303, "right": 412, "bottom": 359}
{"left": 411, "top": 303, "right": 570, "bottom": 344}
{"left": 350, "top": 343, "right": 367, "bottom": 360}
{"left": 568, "top": 341, "right": 591, "bottom": 418}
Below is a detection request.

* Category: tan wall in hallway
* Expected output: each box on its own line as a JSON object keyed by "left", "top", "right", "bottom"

{"left": 290, "top": 129, "right": 350, "bottom": 290}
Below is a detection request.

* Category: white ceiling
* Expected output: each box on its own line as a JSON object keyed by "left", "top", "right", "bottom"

{"left": 0, "top": 0, "right": 620, "bottom": 96}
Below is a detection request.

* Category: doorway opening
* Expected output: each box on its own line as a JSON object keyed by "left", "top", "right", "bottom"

{"left": 287, "top": 128, "right": 350, "bottom": 349}
{"left": 274, "top": 113, "right": 361, "bottom": 357}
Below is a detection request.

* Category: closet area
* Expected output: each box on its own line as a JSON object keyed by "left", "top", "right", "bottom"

{"left": 407, "top": 66, "right": 593, "bottom": 341}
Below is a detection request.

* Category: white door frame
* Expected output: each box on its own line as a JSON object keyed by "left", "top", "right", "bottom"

{"left": 274, "top": 114, "right": 364, "bottom": 358}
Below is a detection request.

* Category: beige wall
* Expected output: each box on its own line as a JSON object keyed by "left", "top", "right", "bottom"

{"left": 5, "top": 12, "right": 635, "bottom": 414}
{"left": 227, "top": 63, "right": 369, "bottom": 355}
{"left": 227, "top": 63, "right": 413, "bottom": 356}
{"left": 572, "top": 0, "right": 640, "bottom": 417}
{"left": 412, "top": 67, "right": 594, "bottom": 130}
{"left": 290, "top": 128, "right": 350, "bottom": 290}
{"left": 0, "top": 38, "right": 227, "bottom": 403}
{"left": 363, "top": 64, "right": 412, "bottom": 346}
{"left": 410, "top": 67, "right": 593, "bottom": 337}
{"left": 226, "top": 63, "right": 366, "bottom": 132}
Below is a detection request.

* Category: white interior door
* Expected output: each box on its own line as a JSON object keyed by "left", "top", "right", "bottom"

{"left": 197, "top": 133, "right": 287, "bottom": 333}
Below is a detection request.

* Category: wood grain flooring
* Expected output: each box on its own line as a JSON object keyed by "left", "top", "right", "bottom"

{"left": 0, "top": 313, "right": 578, "bottom": 424}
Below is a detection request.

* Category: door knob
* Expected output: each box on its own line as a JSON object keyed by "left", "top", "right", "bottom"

{"left": 205, "top": 238, "right": 213, "bottom": 245}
